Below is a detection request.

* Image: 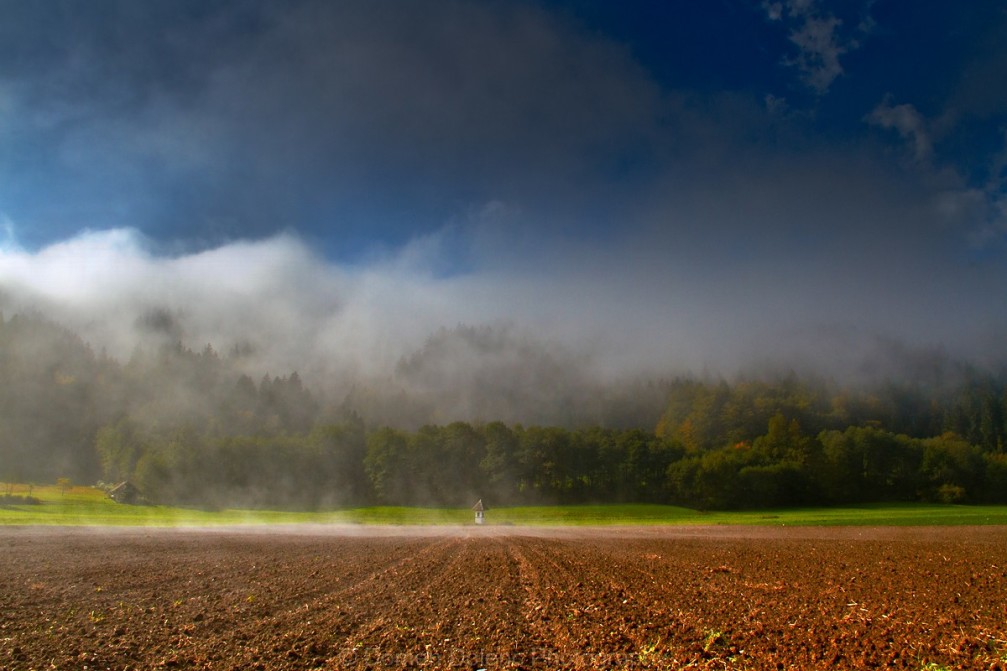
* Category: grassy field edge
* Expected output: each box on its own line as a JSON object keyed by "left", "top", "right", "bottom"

{"left": 2, "top": 485, "right": 1007, "bottom": 527}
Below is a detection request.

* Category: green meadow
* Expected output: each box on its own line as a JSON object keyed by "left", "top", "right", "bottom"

{"left": 2, "top": 485, "right": 1007, "bottom": 527}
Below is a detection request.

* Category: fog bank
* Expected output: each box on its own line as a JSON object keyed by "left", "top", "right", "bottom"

{"left": 1, "top": 219, "right": 1003, "bottom": 428}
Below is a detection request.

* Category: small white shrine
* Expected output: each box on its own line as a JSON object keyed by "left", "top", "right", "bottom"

{"left": 472, "top": 499, "right": 485, "bottom": 525}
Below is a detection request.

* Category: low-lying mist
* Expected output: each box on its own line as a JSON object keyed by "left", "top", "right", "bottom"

{"left": 0, "top": 225, "right": 1003, "bottom": 432}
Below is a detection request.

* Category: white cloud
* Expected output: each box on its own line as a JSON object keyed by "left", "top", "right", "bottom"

{"left": 762, "top": 2, "right": 784, "bottom": 21}
{"left": 787, "top": 13, "right": 846, "bottom": 93}
{"left": 0, "top": 214, "right": 20, "bottom": 252}
{"left": 866, "top": 98, "right": 933, "bottom": 164}
{"left": 966, "top": 194, "right": 1007, "bottom": 250}
{"left": 0, "top": 227, "right": 535, "bottom": 385}
{"left": 770, "top": 0, "right": 874, "bottom": 95}
{"left": 867, "top": 101, "right": 1007, "bottom": 252}
{"left": 764, "top": 93, "right": 788, "bottom": 116}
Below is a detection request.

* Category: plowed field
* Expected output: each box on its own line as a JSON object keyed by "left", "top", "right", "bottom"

{"left": 1, "top": 525, "right": 1005, "bottom": 670}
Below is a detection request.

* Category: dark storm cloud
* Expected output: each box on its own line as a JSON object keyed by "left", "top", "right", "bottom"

{"left": 0, "top": 0, "right": 662, "bottom": 249}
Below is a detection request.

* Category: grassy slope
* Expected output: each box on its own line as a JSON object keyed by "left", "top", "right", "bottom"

{"left": 2, "top": 485, "right": 1007, "bottom": 527}
{"left": 0, "top": 486, "right": 331, "bottom": 526}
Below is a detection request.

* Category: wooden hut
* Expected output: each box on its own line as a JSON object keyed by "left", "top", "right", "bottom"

{"left": 108, "top": 481, "right": 142, "bottom": 504}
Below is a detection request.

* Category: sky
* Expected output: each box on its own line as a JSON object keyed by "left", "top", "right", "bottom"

{"left": 0, "top": 0, "right": 1006, "bottom": 392}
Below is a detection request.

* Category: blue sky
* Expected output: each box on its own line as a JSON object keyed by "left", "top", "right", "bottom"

{"left": 0, "top": 0, "right": 1005, "bottom": 383}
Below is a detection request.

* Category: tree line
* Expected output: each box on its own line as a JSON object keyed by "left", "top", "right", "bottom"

{"left": 97, "top": 413, "right": 1007, "bottom": 509}
{"left": 1, "top": 311, "right": 1006, "bottom": 509}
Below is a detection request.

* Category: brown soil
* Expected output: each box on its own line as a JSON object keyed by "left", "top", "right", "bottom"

{"left": 0, "top": 525, "right": 1005, "bottom": 670}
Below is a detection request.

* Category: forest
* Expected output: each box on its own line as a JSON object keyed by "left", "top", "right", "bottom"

{"left": 1, "top": 311, "right": 1006, "bottom": 510}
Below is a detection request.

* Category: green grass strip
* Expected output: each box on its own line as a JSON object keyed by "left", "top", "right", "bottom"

{"left": 2, "top": 486, "right": 1007, "bottom": 527}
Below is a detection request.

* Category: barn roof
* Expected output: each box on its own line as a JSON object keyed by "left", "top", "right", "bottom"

{"left": 108, "top": 481, "right": 142, "bottom": 503}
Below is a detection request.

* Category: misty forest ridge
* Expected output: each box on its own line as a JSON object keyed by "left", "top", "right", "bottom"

{"left": 0, "top": 312, "right": 1005, "bottom": 511}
